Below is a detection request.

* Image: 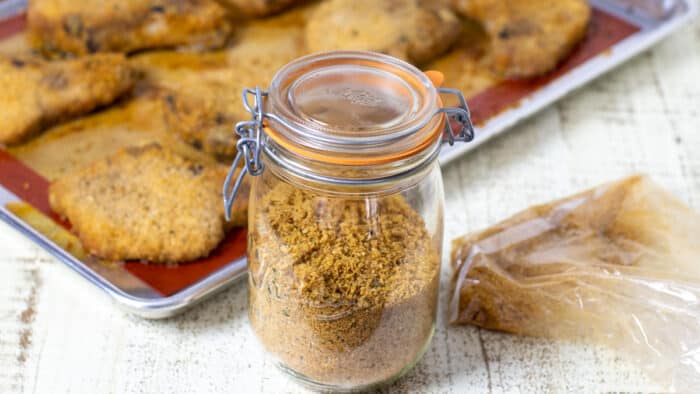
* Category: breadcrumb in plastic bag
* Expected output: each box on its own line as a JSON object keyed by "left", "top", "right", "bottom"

{"left": 450, "top": 175, "right": 700, "bottom": 391}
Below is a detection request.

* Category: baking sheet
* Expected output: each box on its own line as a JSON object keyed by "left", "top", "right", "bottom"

{"left": 0, "top": 0, "right": 695, "bottom": 318}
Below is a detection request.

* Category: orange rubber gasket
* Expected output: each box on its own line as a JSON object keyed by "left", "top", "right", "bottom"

{"left": 262, "top": 115, "right": 445, "bottom": 166}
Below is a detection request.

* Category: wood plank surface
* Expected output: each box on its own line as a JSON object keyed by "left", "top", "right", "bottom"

{"left": 1, "top": 10, "right": 699, "bottom": 394}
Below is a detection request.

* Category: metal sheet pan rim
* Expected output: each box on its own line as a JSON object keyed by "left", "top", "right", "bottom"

{"left": 0, "top": 0, "right": 25, "bottom": 19}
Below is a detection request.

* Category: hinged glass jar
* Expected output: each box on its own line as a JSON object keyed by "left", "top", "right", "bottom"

{"left": 224, "top": 51, "right": 474, "bottom": 392}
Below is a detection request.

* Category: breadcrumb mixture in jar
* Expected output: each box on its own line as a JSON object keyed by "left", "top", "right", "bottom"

{"left": 249, "top": 177, "right": 441, "bottom": 387}
{"left": 223, "top": 51, "right": 474, "bottom": 391}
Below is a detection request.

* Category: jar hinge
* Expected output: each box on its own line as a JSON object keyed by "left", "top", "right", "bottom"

{"left": 437, "top": 88, "right": 475, "bottom": 146}
{"left": 223, "top": 87, "right": 267, "bottom": 221}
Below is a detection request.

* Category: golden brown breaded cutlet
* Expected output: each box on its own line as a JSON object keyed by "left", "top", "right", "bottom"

{"left": 452, "top": 0, "right": 591, "bottom": 78}
{"left": 27, "top": 0, "right": 232, "bottom": 57}
{"left": 425, "top": 19, "right": 500, "bottom": 101}
{"left": 159, "top": 73, "right": 242, "bottom": 160}
{"left": 49, "top": 144, "right": 230, "bottom": 263}
{"left": 0, "top": 53, "right": 134, "bottom": 146}
{"left": 305, "top": 0, "right": 461, "bottom": 65}
{"left": 131, "top": 15, "right": 308, "bottom": 159}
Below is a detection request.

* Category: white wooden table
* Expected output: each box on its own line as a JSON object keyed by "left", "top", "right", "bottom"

{"left": 2, "top": 16, "right": 699, "bottom": 394}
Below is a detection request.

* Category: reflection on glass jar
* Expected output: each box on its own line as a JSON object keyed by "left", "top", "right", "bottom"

{"left": 224, "top": 51, "right": 473, "bottom": 391}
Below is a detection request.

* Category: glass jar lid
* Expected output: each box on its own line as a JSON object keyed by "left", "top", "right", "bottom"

{"left": 264, "top": 51, "right": 444, "bottom": 166}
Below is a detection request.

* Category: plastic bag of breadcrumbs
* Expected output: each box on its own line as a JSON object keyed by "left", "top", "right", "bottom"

{"left": 449, "top": 175, "right": 700, "bottom": 392}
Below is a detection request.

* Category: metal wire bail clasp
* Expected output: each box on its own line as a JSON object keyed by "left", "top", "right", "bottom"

{"left": 437, "top": 88, "right": 475, "bottom": 146}
{"left": 223, "top": 87, "right": 268, "bottom": 221}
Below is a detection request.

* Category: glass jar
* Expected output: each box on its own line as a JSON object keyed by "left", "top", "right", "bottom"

{"left": 223, "top": 51, "right": 474, "bottom": 392}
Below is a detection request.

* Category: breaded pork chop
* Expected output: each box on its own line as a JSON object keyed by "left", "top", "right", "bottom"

{"left": 131, "top": 13, "right": 308, "bottom": 159}
{"left": 7, "top": 92, "right": 219, "bottom": 180}
{"left": 159, "top": 76, "right": 242, "bottom": 159}
{"left": 453, "top": 0, "right": 591, "bottom": 78}
{"left": 425, "top": 19, "right": 500, "bottom": 102}
{"left": 27, "top": 0, "right": 232, "bottom": 57}
{"left": 49, "top": 144, "right": 229, "bottom": 263}
{"left": 306, "top": 0, "right": 461, "bottom": 65}
{"left": 0, "top": 53, "right": 134, "bottom": 145}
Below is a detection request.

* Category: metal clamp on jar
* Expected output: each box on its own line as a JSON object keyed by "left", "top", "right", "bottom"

{"left": 223, "top": 51, "right": 474, "bottom": 392}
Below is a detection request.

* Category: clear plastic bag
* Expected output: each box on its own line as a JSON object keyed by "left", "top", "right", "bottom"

{"left": 450, "top": 175, "right": 700, "bottom": 391}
